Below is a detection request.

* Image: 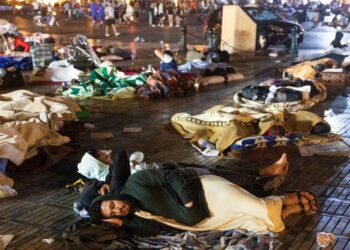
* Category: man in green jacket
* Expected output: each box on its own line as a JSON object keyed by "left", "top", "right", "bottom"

{"left": 86, "top": 152, "right": 318, "bottom": 236}
{"left": 89, "top": 166, "right": 210, "bottom": 236}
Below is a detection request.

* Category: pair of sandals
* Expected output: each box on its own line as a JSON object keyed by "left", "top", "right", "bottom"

{"left": 288, "top": 190, "right": 319, "bottom": 215}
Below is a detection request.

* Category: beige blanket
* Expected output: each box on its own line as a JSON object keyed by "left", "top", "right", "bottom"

{"left": 0, "top": 120, "right": 70, "bottom": 165}
{"left": 136, "top": 175, "right": 284, "bottom": 233}
{"left": 0, "top": 89, "right": 81, "bottom": 124}
{"left": 171, "top": 105, "right": 327, "bottom": 151}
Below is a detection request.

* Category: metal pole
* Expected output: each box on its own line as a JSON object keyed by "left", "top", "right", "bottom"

{"left": 180, "top": 25, "right": 188, "bottom": 53}
{"left": 288, "top": 27, "right": 299, "bottom": 54}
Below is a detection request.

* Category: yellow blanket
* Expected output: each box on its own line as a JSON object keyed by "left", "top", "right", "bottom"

{"left": 171, "top": 105, "right": 326, "bottom": 151}
{"left": 135, "top": 175, "right": 284, "bottom": 233}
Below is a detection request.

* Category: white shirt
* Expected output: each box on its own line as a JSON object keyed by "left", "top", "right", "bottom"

{"left": 105, "top": 5, "right": 115, "bottom": 19}
{"left": 126, "top": 5, "right": 134, "bottom": 16}
{"left": 158, "top": 3, "right": 164, "bottom": 14}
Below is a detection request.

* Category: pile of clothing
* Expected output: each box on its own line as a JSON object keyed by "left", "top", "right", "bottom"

{"left": 233, "top": 78, "right": 327, "bottom": 112}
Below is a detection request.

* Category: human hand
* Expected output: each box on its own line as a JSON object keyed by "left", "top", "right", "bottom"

{"left": 185, "top": 201, "right": 193, "bottom": 208}
{"left": 98, "top": 184, "right": 110, "bottom": 195}
{"left": 102, "top": 218, "right": 123, "bottom": 226}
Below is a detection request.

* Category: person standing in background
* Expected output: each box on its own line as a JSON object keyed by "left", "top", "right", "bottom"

{"left": 166, "top": 2, "right": 175, "bottom": 27}
{"left": 157, "top": 2, "right": 164, "bottom": 27}
{"left": 104, "top": 1, "right": 120, "bottom": 37}
{"left": 96, "top": 0, "right": 105, "bottom": 27}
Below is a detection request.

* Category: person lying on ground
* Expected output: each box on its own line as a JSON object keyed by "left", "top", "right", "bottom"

{"left": 154, "top": 47, "right": 178, "bottom": 72}
{"left": 4, "top": 33, "right": 30, "bottom": 53}
{"left": 78, "top": 150, "right": 289, "bottom": 210}
{"left": 86, "top": 151, "right": 318, "bottom": 236}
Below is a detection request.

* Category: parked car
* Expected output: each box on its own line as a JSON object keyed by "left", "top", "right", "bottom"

{"left": 205, "top": 6, "right": 304, "bottom": 49}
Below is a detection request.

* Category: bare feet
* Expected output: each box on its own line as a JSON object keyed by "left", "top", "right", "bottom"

{"left": 259, "top": 153, "right": 288, "bottom": 176}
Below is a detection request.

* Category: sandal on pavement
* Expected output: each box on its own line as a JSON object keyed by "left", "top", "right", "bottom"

{"left": 285, "top": 190, "right": 319, "bottom": 210}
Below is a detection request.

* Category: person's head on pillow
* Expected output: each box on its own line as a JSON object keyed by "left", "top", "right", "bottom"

{"left": 87, "top": 148, "right": 113, "bottom": 165}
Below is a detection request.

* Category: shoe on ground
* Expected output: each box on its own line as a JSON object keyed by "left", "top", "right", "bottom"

{"left": 152, "top": 24, "right": 156, "bottom": 27}
{"left": 105, "top": 33, "right": 110, "bottom": 37}
{"left": 114, "top": 32, "right": 120, "bottom": 36}
{"left": 134, "top": 36, "right": 140, "bottom": 42}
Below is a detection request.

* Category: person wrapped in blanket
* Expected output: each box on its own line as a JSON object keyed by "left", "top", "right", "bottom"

{"left": 78, "top": 150, "right": 318, "bottom": 237}
{"left": 239, "top": 79, "right": 319, "bottom": 103}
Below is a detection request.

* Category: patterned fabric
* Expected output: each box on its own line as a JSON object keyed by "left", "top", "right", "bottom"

{"left": 0, "top": 56, "right": 32, "bottom": 70}
{"left": 230, "top": 134, "right": 302, "bottom": 150}
{"left": 60, "top": 67, "right": 151, "bottom": 99}
{"left": 135, "top": 230, "right": 282, "bottom": 249}
{"left": 233, "top": 79, "right": 327, "bottom": 113}
{"left": 30, "top": 44, "right": 53, "bottom": 69}
{"left": 172, "top": 105, "right": 328, "bottom": 151}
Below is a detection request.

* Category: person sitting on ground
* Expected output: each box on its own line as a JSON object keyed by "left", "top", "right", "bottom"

{"left": 84, "top": 151, "right": 318, "bottom": 237}
{"left": 154, "top": 47, "right": 178, "bottom": 72}
{"left": 4, "top": 33, "right": 30, "bottom": 54}
{"left": 330, "top": 31, "right": 348, "bottom": 49}
{"left": 78, "top": 149, "right": 290, "bottom": 209}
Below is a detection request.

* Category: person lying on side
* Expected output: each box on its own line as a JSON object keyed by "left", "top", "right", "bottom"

{"left": 78, "top": 149, "right": 289, "bottom": 208}
{"left": 85, "top": 152, "right": 318, "bottom": 236}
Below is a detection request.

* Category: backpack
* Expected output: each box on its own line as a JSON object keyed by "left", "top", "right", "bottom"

{"left": 62, "top": 219, "right": 135, "bottom": 249}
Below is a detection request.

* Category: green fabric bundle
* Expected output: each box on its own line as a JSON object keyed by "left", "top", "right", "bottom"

{"left": 61, "top": 67, "right": 152, "bottom": 98}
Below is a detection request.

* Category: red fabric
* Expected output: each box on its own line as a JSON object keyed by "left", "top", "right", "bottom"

{"left": 14, "top": 38, "right": 30, "bottom": 52}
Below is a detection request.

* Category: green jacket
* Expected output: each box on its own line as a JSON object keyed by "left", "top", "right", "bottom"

{"left": 121, "top": 169, "right": 210, "bottom": 236}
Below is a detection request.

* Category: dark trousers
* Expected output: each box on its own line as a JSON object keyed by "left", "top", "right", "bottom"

{"left": 108, "top": 150, "right": 131, "bottom": 195}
